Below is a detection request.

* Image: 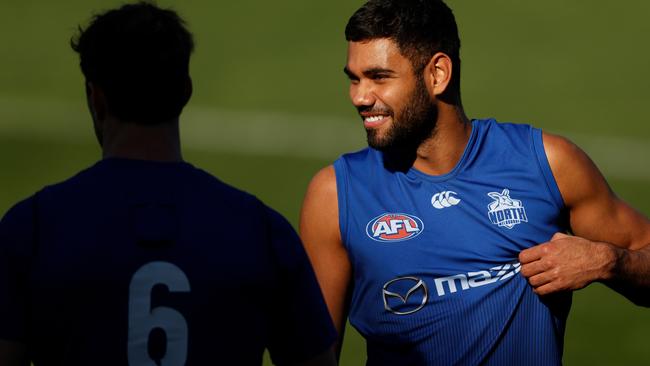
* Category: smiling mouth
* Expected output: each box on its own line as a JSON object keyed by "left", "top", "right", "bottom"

{"left": 363, "top": 115, "right": 390, "bottom": 128}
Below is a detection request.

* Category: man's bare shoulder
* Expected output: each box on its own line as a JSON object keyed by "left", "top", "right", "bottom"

{"left": 541, "top": 131, "right": 610, "bottom": 207}
{"left": 301, "top": 165, "right": 339, "bottom": 237}
{"left": 542, "top": 131, "right": 584, "bottom": 159}
{"left": 305, "top": 165, "right": 337, "bottom": 198}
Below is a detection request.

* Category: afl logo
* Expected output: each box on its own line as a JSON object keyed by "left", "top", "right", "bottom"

{"left": 366, "top": 213, "right": 424, "bottom": 242}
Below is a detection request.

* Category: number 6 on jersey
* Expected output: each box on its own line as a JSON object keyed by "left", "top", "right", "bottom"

{"left": 128, "top": 261, "right": 191, "bottom": 366}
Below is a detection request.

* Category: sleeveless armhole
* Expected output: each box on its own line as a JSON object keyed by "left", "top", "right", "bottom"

{"left": 531, "top": 128, "right": 565, "bottom": 210}
{"left": 333, "top": 159, "right": 350, "bottom": 250}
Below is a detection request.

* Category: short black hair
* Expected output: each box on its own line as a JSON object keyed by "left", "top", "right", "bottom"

{"left": 345, "top": 0, "right": 461, "bottom": 101}
{"left": 71, "top": 2, "right": 194, "bottom": 124}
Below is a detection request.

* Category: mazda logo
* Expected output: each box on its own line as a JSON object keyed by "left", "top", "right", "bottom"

{"left": 382, "top": 276, "right": 428, "bottom": 315}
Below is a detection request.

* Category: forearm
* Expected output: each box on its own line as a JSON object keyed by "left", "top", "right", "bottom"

{"left": 603, "top": 243, "right": 650, "bottom": 307}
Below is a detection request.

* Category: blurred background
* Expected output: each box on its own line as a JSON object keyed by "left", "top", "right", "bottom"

{"left": 0, "top": 0, "right": 648, "bottom": 364}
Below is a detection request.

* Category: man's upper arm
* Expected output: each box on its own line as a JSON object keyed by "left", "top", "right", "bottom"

{"left": 543, "top": 132, "right": 650, "bottom": 249}
{"left": 299, "top": 165, "right": 352, "bottom": 334}
{"left": 263, "top": 206, "right": 337, "bottom": 365}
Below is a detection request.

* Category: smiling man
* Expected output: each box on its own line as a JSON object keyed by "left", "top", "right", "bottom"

{"left": 300, "top": 0, "right": 650, "bottom": 365}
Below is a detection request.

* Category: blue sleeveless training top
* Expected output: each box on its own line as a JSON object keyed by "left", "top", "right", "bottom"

{"left": 334, "top": 119, "right": 571, "bottom": 365}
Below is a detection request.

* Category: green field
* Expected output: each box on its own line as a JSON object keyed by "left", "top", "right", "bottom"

{"left": 1, "top": 1, "right": 648, "bottom": 365}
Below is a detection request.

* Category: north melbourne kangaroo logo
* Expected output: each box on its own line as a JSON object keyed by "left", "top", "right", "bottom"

{"left": 487, "top": 189, "right": 528, "bottom": 229}
{"left": 431, "top": 191, "right": 460, "bottom": 209}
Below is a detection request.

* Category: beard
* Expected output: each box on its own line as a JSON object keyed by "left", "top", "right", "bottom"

{"left": 364, "top": 76, "right": 438, "bottom": 151}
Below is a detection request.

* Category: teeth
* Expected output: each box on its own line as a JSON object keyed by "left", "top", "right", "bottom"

{"left": 366, "top": 115, "right": 385, "bottom": 123}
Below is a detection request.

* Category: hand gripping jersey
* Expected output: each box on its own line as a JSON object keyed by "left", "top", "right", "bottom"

{"left": 0, "top": 158, "right": 336, "bottom": 365}
{"left": 334, "top": 119, "right": 571, "bottom": 365}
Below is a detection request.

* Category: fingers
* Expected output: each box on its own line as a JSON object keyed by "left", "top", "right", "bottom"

{"left": 550, "top": 232, "right": 570, "bottom": 241}
{"left": 519, "top": 243, "right": 547, "bottom": 264}
{"left": 518, "top": 242, "right": 559, "bottom": 294}
{"left": 523, "top": 267, "right": 567, "bottom": 296}
{"left": 519, "top": 259, "right": 549, "bottom": 278}
{"left": 529, "top": 282, "right": 559, "bottom": 296}
{"left": 519, "top": 232, "right": 569, "bottom": 264}
{"left": 518, "top": 232, "right": 586, "bottom": 296}
{"left": 526, "top": 271, "right": 553, "bottom": 288}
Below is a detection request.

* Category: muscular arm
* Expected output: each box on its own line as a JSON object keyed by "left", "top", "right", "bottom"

{"left": 300, "top": 166, "right": 352, "bottom": 354}
{"left": 519, "top": 133, "right": 650, "bottom": 305}
{"left": 0, "top": 340, "right": 28, "bottom": 366}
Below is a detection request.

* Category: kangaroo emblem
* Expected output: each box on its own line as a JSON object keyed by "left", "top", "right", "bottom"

{"left": 487, "top": 189, "right": 528, "bottom": 229}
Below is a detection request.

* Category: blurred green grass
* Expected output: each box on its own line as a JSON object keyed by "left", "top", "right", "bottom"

{"left": 0, "top": 1, "right": 648, "bottom": 365}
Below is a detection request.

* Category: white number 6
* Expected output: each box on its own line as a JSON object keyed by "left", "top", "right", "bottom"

{"left": 128, "top": 261, "right": 191, "bottom": 366}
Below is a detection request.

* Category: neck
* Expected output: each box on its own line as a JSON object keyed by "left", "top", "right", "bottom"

{"left": 100, "top": 117, "right": 183, "bottom": 162}
{"left": 413, "top": 103, "right": 471, "bottom": 175}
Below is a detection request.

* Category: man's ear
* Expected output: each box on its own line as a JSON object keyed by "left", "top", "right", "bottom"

{"left": 86, "top": 82, "right": 107, "bottom": 122}
{"left": 424, "top": 52, "right": 453, "bottom": 97}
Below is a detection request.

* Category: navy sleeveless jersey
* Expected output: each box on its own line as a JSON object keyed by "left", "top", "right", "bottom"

{"left": 0, "top": 158, "right": 336, "bottom": 365}
{"left": 334, "top": 119, "right": 571, "bottom": 365}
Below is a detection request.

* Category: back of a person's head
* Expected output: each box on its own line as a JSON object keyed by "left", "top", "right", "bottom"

{"left": 71, "top": 2, "right": 194, "bottom": 125}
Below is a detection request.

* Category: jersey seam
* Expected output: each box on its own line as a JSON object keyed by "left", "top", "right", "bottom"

{"left": 333, "top": 159, "right": 351, "bottom": 251}
{"left": 531, "top": 128, "right": 565, "bottom": 211}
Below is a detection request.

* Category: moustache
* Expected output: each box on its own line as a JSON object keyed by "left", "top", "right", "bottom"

{"left": 357, "top": 105, "right": 393, "bottom": 116}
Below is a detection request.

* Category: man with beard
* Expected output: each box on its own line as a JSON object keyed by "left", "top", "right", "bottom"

{"left": 300, "top": 0, "right": 650, "bottom": 364}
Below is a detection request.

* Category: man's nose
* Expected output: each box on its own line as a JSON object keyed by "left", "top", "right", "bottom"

{"left": 351, "top": 81, "right": 376, "bottom": 108}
